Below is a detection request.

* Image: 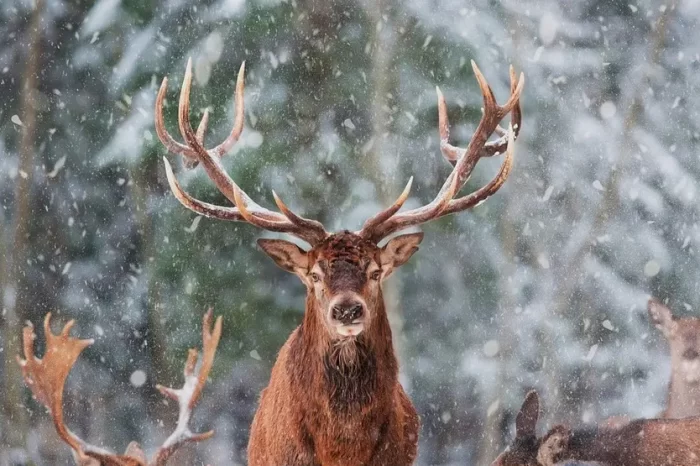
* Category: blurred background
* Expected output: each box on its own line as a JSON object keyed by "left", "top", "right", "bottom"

{"left": 0, "top": 0, "right": 696, "bottom": 464}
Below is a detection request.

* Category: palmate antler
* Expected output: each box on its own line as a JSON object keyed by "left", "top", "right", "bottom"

{"left": 17, "top": 310, "right": 222, "bottom": 466}
{"left": 156, "top": 58, "right": 524, "bottom": 245}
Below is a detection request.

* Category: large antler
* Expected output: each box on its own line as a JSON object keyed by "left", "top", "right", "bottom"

{"left": 358, "top": 62, "right": 524, "bottom": 243}
{"left": 17, "top": 311, "right": 222, "bottom": 465}
{"left": 156, "top": 58, "right": 328, "bottom": 246}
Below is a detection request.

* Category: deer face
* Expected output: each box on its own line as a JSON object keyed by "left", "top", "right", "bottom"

{"left": 258, "top": 231, "right": 423, "bottom": 339}
{"left": 649, "top": 299, "right": 700, "bottom": 385}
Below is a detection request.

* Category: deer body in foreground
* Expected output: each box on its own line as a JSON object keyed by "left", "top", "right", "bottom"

{"left": 648, "top": 297, "right": 700, "bottom": 419}
{"left": 493, "top": 391, "right": 700, "bottom": 466}
{"left": 156, "top": 57, "right": 524, "bottom": 465}
{"left": 249, "top": 233, "right": 422, "bottom": 465}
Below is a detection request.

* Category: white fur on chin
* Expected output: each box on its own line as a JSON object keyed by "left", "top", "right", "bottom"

{"left": 336, "top": 323, "right": 364, "bottom": 337}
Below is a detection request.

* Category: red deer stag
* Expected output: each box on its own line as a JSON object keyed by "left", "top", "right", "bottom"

{"left": 648, "top": 297, "right": 700, "bottom": 418}
{"left": 492, "top": 390, "right": 700, "bottom": 466}
{"left": 155, "top": 58, "right": 524, "bottom": 465}
{"left": 17, "top": 310, "right": 222, "bottom": 465}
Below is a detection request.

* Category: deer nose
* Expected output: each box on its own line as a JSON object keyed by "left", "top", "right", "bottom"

{"left": 332, "top": 301, "right": 364, "bottom": 325}
{"left": 684, "top": 349, "right": 700, "bottom": 360}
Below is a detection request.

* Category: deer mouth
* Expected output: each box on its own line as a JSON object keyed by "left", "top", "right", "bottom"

{"left": 328, "top": 295, "right": 367, "bottom": 337}
{"left": 334, "top": 321, "right": 365, "bottom": 337}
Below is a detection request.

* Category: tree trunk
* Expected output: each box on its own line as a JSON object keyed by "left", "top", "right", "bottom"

{"left": 2, "top": 0, "right": 43, "bottom": 462}
{"left": 361, "top": 0, "right": 410, "bottom": 373}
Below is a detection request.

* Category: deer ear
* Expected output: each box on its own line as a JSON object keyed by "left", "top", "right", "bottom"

{"left": 515, "top": 390, "right": 540, "bottom": 439}
{"left": 379, "top": 233, "right": 423, "bottom": 278}
{"left": 258, "top": 239, "right": 309, "bottom": 277}
{"left": 537, "top": 425, "right": 571, "bottom": 466}
{"left": 648, "top": 298, "right": 677, "bottom": 338}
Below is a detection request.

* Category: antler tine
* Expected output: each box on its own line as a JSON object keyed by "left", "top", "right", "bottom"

{"left": 437, "top": 87, "right": 463, "bottom": 166}
{"left": 181, "top": 109, "right": 211, "bottom": 169}
{"left": 196, "top": 108, "right": 210, "bottom": 145}
{"left": 362, "top": 62, "right": 523, "bottom": 242}
{"left": 356, "top": 177, "right": 413, "bottom": 237}
{"left": 18, "top": 314, "right": 146, "bottom": 466}
{"left": 228, "top": 61, "right": 247, "bottom": 155}
{"left": 481, "top": 65, "right": 523, "bottom": 158}
{"left": 435, "top": 123, "right": 515, "bottom": 219}
{"left": 230, "top": 186, "right": 326, "bottom": 244}
{"left": 155, "top": 77, "right": 199, "bottom": 166}
{"left": 152, "top": 309, "right": 222, "bottom": 466}
{"left": 155, "top": 61, "right": 246, "bottom": 168}
{"left": 160, "top": 58, "right": 328, "bottom": 245}
{"left": 272, "top": 190, "right": 328, "bottom": 236}
{"left": 165, "top": 156, "right": 325, "bottom": 244}
{"left": 163, "top": 157, "right": 247, "bottom": 221}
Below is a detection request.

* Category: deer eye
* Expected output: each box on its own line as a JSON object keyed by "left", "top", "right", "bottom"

{"left": 370, "top": 270, "right": 381, "bottom": 281}
{"left": 310, "top": 272, "right": 321, "bottom": 283}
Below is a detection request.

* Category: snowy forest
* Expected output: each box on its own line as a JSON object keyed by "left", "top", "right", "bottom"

{"left": 1, "top": 0, "right": 697, "bottom": 464}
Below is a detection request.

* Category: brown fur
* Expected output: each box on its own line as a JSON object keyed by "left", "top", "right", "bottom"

{"left": 649, "top": 298, "right": 700, "bottom": 419}
{"left": 493, "top": 391, "right": 700, "bottom": 466}
{"left": 248, "top": 232, "right": 421, "bottom": 466}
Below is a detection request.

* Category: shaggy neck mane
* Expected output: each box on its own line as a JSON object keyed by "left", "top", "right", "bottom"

{"left": 289, "top": 293, "right": 397, "bottom": 415}
{"left": 323, "top": 336, "right": 377, "bottom": 412}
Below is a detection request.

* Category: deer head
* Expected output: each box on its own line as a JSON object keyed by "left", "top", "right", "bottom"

{"left": 258, "top": 231, "right": 423, "bottom": 339}
{"left": 491, "top": 391, "right": 542, "bottom": 466}
{"left": 492, "top": 392, "right": 582, "bottom": 466}
{"left": 648, "top": 298, "right": 700, "bottom": 385}
{"left": 156, "top": 58, "right": 523, "bottom": 342}
{"left": 494, "top": 389, "right": 700, "bottom": 466}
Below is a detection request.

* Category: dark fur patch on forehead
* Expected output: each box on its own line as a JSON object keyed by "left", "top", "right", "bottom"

{"left": 329, "top": 260, "right": 366, "bottom": 292}
{"left": 315, "top": 231, "right": 378, "bottom": 266}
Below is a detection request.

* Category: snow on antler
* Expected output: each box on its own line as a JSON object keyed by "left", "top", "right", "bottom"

{"left": 152, "top": 309, "right": 222, "bottom": 465}
{"left": 17, "top": 310, "right": 222, "bottom": 466}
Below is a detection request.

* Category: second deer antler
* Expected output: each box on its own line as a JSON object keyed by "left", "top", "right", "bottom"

{"left": 17, "top": 310, "right": 222, "bottom": 465}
